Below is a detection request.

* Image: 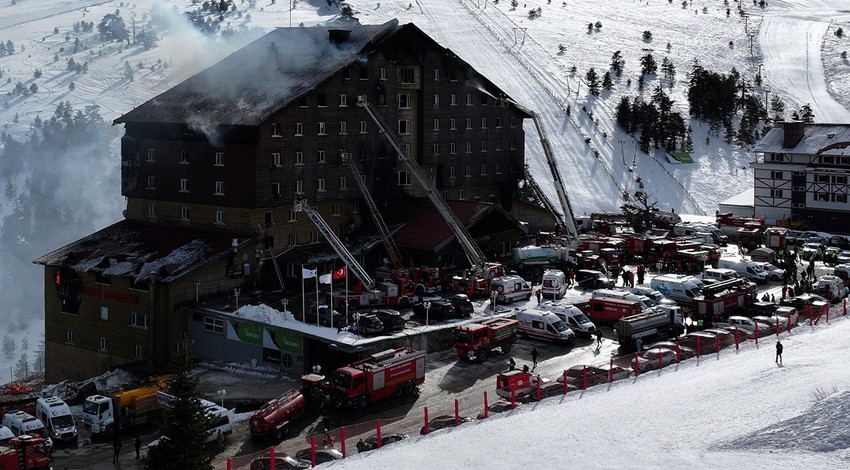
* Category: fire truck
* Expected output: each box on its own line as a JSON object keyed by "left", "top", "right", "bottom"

{"left": 452, "top": 318, "right": 519, "bottom": 362}
{"left": 716, "top": 212, "right": 765, "bottom": 238}
{"left": 0, "top": 435, "right": 52, "bottom": 470}
{"left": 691, "top": 277, "right": 753, "bottom": 324}
{"left": 737, "top": 223, "right": 765, "bottom": 252}
{"left": 614, "top": 306, "right": 683, "bottom": 345}
{"left": 323, "top": 348, "right": 425, "bottom": 409}
{"left": 764, "top": 226, "right": 788, "bottom": 251}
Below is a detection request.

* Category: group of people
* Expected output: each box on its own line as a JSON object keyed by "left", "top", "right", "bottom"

{"left": 112, "top": 435, "right": 143, "bottom": 463}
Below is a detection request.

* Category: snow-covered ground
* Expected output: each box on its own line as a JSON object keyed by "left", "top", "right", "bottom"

{"left": 329, "top": 312, "right": 850, "bottom": 469}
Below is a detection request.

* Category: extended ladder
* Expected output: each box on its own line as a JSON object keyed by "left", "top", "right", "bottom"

{"left": 266, "top": 247, "right": 286, "bottom": 292}
{"left": 293, "top": 196, "right": 375, "bottom": 290}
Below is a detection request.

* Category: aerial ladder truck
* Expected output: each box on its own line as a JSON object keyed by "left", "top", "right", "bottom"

{"left": 356, "top": 98, "right": 504, "bottom": 298}
{"left": 293, "top": 196, "right": 415, "bottom": 308}
{"left": 342, "top": 154, "right": 441, "bottom": 296}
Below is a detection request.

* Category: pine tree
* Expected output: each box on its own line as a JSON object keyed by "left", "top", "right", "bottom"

{"left": 14, "top": 353, "right": 29, "bottom": 380}
{"left": 585, "top": 68, "right": 600, "bottom": 96}
{"left": 143, "top": 336, "right": 215, "bottom": 470}
{"left": 640, "top": 53, "right": 657, "bottom": 75}
{"left": 800, "top": 104, "right": 815, "bottom": 123}
{"left": 3, "top": 336, "right": 16, "bottom": 360}
{"left": 602, "top": 71, "right": 613, "bottom": 91}
{"left": 621, "top": 190, "right": 658, "bottom": 233}
{"left": 682, "top": 125, "right": 694, "bottom": 152}
{"left": 610, "top": 50, "right": 625, "bottom": 78}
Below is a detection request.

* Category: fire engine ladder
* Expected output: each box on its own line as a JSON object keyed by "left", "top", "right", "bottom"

{"left": 266, "top": 247, "right": 286, "bottom": 292}
{"left": 293, "top": 196, "right": 375, "bottom": 290}
{"left": 357, "top": 98, "right": 488, "bottom": 270}
{"left": 522, "top": 164, "right": 564, "bottom": 231}
{"left": 341, "top": 153, "right": 403, "bottom": 268}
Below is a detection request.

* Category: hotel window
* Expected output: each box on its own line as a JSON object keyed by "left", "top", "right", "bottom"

{"left": 146, "top": 176, "right": 156, "bottom": 189}
{"left": 360, "top": 121, "right": 367, "bottom": 134}
{"left": 379, "top": 67, "right": 386, "bottom": 80}
{"left": 297, "top": 96, "right": 307, "bottom": 107}
{"left": 147, "top": 204, "right": 156, "bottom": 217}
{"left": 215, "top": 210, "right": 224, "bottom": 225}
{"left": 466, "top": 94, "right": 472, "bottom": 106}
{"left": 510, "top": 117, "right": 516, "bottom": 127}
{"left": 359, "top": 67, "right": 368, "bottom": 80}
{"left": 146, "top": 149, "right": 155, "bottom": 162}
{"left": 99, "top": 337, "right": 108, "bottom": 352}
{"left": 204, "top": 317, "right": 224, "bottom": 334}
{"left": 815, "top": 192, "right": 829, "bottom": 201}
{"left": 180, "top": 178, "right": 188, "bottom": 192}
{"left": 433, "top": 94, "right": 439, "bottom": 106}
{"left": 339, "top": 121, "right": 347, "bottom": 135}
{"left": 318, "top": 178, "right": 326, "bottom": 192}
{"left": 179, "top": 151, "right": 189, "bottom": 164}
{"left": 433, "top": 143, "right": 440, "bottom": 155}
{"left": 459, "top": 188, "right": 465, "bottom": 199}
{"left": 378, "top": 93, "right": 387, "bottom": 106}
{"left": 398, "top": 94, "right": 411, "bottom": 109}
{"left": 100, "top": 307, "right": 109, "bottom": 321}
{"left": 180, "top": 207, "right": 190, "bottom": 221}
{"left": 398, "top": 120, "right": 411, "bottom": 135}
{"left": 450, "top": 167, "right": 456, "bottom": 178}
{"left": 465, "top": 165, "right": 472, "bottom": 177}
{"left": 135, "top": 345, "right": 146, "bottom": 359}
{"left": 65, "top": 330, "right": 74, "bottom": 345}
{"left": 295, "top": 180, "right": 303, "bottom": 193}
{"left": 466, "top": 118, "right": 472, "bottom": 130}
{"left": 475, "top": 188, "right": 481, "bottom": 198}
{"left": 317, "top": 93, "right": 327, "bottom": 107}
{"left": 265, "top": 211, "right": 275, "bottom": 226}
{"left": 433, "top": 119, "right": 440, "bottom": 131}
{"left": 480, "top": 163, "right": 487, "bottom": 175}
{"left": 465, "top": 142, "right": 472, "bottom": 154}
{"left": 214, "top": 152, "right": 224, "bottom": 166}
{"left": 295, "top": 151, "right": 304, "bottom": 165}
{"left": 398, "top": 170, "right": 411, "bottom": 186}
{"left": 273, "top": 152, "right": 281, "bottom": 167}
{"left": 770, "top": 189, "right": 783, "bottom": 198}
{"left": 433, "top": 68, "right": 440, "bottom": 80}
{"left": 770, "top": 171, "right": 784, "bottom": 179}
{"left": 834, "top": 194, "right": 848, "bottom": 203}
{"left": 496, "top": 140, "right": 503, "bottom": 151}
{"left": 295, "top": 122, "right": 303, "bottom": 135}
{"left": 448, "top": 69, "right": 458, "bottom": 81}
{"left": 835, "top": 175, "right": 847, "bottom": 185}
{"left": 450, "top": 94, "right": 457, "bottom": 106}
{"left": 318, "top": 150, "right": 326, "bottom": 163}
{"left": 332, "top": 203, "right": 340, "bottom": 216}
{"left": 495, "top": 162, "right": 502, "bottom": 174}
{"left": 481, "top": 117, "right": 487, "bottom": 129}
{"left": 481, "top": 141, "right": 488, "bottom": 152}
{"left": 271, "top": 182, "right": 281, "bottom": 199}
{"left": 480, "top": 93, "right": 488, "bottom": 105}
{"left": 352, "top": 200, "right": 360, "bottom": 213}
{"left": 318, "top": 122, "right": 326, "bottom": 135}
{"left": 495, "top": 117, "right": 502, "bottom": 128}
{"left": 339, "top": 94, "right": 348, "bottom": 107}
{"left": 401, "top": 68, "right": 414, "bottom": 83}
{"left": 450, "top": 118, "right": 456, "bottom": 130}
{"left": 450, "top": 143, "right": 457, "bottom": 155}
{"left": 288, "top": 209, "right": 297, "bottom": 222}
{"left": 339, "top": 176, "right": 347, "bottom": 190}
{"left": 214, "top": 181, "right": 224, "bottom": 195}
{"left": 288, "top": 233, "right": 296, "bottom": 246}
{"left": 272, "top": 122, "right": 281, "bottom": 136}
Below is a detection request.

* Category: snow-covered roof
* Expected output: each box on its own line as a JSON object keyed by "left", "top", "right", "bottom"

{"left": 719, "top": 188, "right": 754, "bottom": 208}
{"left": 754, "top": 123, "right": 850, "bottom": 155}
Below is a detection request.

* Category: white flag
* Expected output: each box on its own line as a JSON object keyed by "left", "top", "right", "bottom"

{"left": 319, "top": 273, "right": 332, "bottom": 285}
{"left": 302, "top": 268, "right": 317, "bottom": 279}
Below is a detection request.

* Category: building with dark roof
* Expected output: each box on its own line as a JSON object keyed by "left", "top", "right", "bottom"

{"left": 37, "top": 20, "right": 531, "bottom": 381}
{"left": 751, "top": 121, "right": 850, "bottom": 229}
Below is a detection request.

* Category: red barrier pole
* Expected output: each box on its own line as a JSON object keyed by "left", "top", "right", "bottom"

{"left": 609, "top": 358, "right": 614, "bottom": 382}
{"left": 582, "top": 366, "right": 587, "bottom": 390}
{"left": 424, "top": 407, "right": 429, "bottom": 434}
{"left": 454, "top": 399, "right": 459, "bottom": 426}
{"left": 696, "top": 336, "right": 701, "bottom": 358}
{"left": 483, "top": 391, "right": 489, "bottom": 419}
{"left": 227, "top": 458, "right": 232, "bottom": 470}
{"left": 511, "top": 388, "right": 516, "bottom": 409}
{"left": 536, "top": 375, "right": 542, "bottom": 401}
{"left": 715, "top": 333, "right": 720, "bottom": 356}
{"left": 774, "top": 317, "right": 779, "bottom": 337}
{"left": 376, "top": 419, "right": 382, "bottom": 449}
{"left": 826, "top": 304, "right": 830, "bottom": 323}
{"left": 844, "top": 299, "right": 847, "bottom": 316}
{"left": 340, "top": 427, "right": 346, "bottom": 458}
{"left": 309, "top": 436, "right": 315, "bottom": 468}
{"left": 633, "top": 352, "right": 639, "bottom": 377}
{"left": 734, "top": 328, "right": 739, "bottom": 350}
{"left": 675, "top": 342, "right": 680, "bottom": 363}
{"left": 755, "top": 322, "right": 759, "bottom": 345}
{"left": 786, "top": 315, "right": 791, "bottom": 333}
{"left": 270, "top": 446, "right": 277, "bottom": 470}
{"left": 808, "top": 306, "right": 813, "bottom": 326}
{"left": 563, "top": 370, "right": 568, "bottom": 394}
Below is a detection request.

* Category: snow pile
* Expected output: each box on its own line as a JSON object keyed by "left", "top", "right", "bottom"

{"left": 42, "top": 368, "right": 135, "bottom": 403}
{"left": 232, "top": 304, "right": 297, "bottom": 328}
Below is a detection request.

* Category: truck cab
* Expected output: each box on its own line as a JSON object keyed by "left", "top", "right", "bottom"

{"left": 35, "top": 396, "right": 77, "bottom": 446}
{"left": 0, "top": 435, "right": 52, "bottom": 470}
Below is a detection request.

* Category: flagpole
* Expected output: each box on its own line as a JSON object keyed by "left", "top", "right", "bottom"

{"left": 315, "top": 267, "right": 320, "bottom": 328}
{"left": 345, "top": 264, "right": 349, "bottom": 326}
{"left": 301, "top": 264, "right": 306, "bottom": 323}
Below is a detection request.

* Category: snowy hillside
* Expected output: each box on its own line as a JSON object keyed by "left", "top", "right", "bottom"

{"left": 0, "top": 0, "right": 848, "bottom": 374}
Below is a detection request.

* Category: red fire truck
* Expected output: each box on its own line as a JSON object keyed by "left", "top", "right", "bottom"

{"left": 691, "top": 278, "right": 753, "bottom": 323}
{"left": 0, "top": 435, "right": 52, "bottom": 470}
{"left": 584, "top": 297, "right": 644, "bottom": 323}
{"left": 326, "top": 348, "right": 425, "bottom": 409}
{"left": 452, "top": 318, "right": 519, "bottom": 362}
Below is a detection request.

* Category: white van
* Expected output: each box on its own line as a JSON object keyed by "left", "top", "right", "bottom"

{"left": 814, "top": 275, "right": 847, "bottom": 302}
{"left": 515, "top": 309, "right": 575, "bottom": 343}
{"left": 36, "top": 396, "right": 78, "bottom": 446}
{"left": 1, "top": 410, "right": 53, "bottom": 451}
{"left": 491, "top": 275, "right": 532, "bottom": 303}
{"left": 541, "top": 269, "right": 567, "bottom": 299}
{"left": 0, "top": 425, "right": 14, "bottom": 446}
{"left": 625, "top": 286, "right": 676, "bottom": 307}
{"left": 591, "top": 289, "right": 655, "bottom": 310}
{"left": 701, "top": 268, "right": 740, "bottom": 284}
{"left": 536, "top": 301, "right": 596, "bottom": 336}
{"left": 717, "top": 258, "right": 769, "bottom": 284}
{"left": 649, "top": 274, "right": 703, "bottom": 305}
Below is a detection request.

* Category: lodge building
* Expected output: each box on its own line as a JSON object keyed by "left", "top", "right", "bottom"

{"left": 36, "top": 20, "right": 532, "bottom": 382}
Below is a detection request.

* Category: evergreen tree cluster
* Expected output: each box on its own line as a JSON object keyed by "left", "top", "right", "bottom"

{"left": 73, "top": 21, "right": 95, "bottom": 33}
{"left": 686, "top": 61, "right": 737, "bottom": 128}
{"left": 0, "top": 40, "right": 15, "bottom": 56}
{"left": 615, "top": 85, "right": 687, "bottom": 154}
{"left": 98, "top": 12, "right": 130, "bottom": 42}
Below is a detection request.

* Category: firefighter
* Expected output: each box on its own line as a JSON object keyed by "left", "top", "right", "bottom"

{"left": 775, "top": 340, "right": 783, "bottom": 364}
{"left": 531, "top": 348, "right": 539, "bottom": 370}
{"left": 636, "top": 264, "right": 646, "bottom": 285}
{"left": 509, "top": 357, "right": 516, "bottom": 371}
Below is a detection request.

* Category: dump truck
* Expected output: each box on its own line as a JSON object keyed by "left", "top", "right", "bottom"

{"left": 613, "top": 306, "right": 684, "bottom": 345}
{"left": 324, "top": 348, "right": 425, "bottom": 409}
{"left": 247, "top": 389, "right": 308, "bottom": 441}
{"left": 81, "top": 375, "right": 172, "bottom": 437}
{"left": 0, "top": 435, "right": 52, "bottom": 470}
{"left": 453, "top": 318, "right": 519, "bottom": 362}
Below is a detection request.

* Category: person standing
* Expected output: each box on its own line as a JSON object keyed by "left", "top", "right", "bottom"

{"left": 776, "top": 340, "right": 783, "bottom": 364}
{"left": 531, "top": 348, "right": 539, "bottom": 370}
{"left": 535, "top": 288, "right": 542, "bottom": 304}
{"left": 595, "top": 329, "right": 603, "bottom": 347}
{"left": 112, "top": 438, "right": 122, "bottom": 463}
{"left": 636, "top": 264, "right": 645, "bottom": 285}
{"left": 509, "top": 357, "right": 516, "bottom": 371}
{"left": 134, "top": 435, "right": 141, "bottom": 459}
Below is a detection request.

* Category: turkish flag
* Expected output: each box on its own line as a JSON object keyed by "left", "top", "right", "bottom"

{"left": 332, "top": 266, "right": 347, "bottom": 280}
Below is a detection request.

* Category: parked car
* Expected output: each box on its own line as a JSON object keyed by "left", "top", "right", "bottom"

{"left": 448, "top": 294, "right": 475, "bottom": 316}
{"left": 304, "top": 305, "right": 344, "bottom": 327}
{"left": 412, "top": 300, "right": 457, "bottom": 322}
{"left": 747, "top": 301, "right": 779, "bottom": 317}
{"left": 294, "top": 448, "right": 343, "bottom": 464}
{"left": 773, "top": 306, "right": 799, "bottom": 325}
{"left": 645, "top": 342, "right": 697, "bottom": 361}
{"left": 371, "top": 309, "right": 406, "bottom": 333}
{"left": 829, "top": 235, "right": 850, "bottom": 249}
{"left": 574, "top": 269, "right": 614, "bottom": 290}
{"left": 780, "top": 294, "right": 829, "bottom": 312}
{"left": 678, "top": 332, "right": 722, "bottom": 354}
{"left": 838, "top": 250, "right": 850, "bottom": 264}
{"left": 420, "top": 415, "right": 474, "bottom": 435}
{"left": 701, "top": 328, "right": 737, "bottom": 347}
{"left": 639, "top": 347, "right": 680, "bottom": 371}
{"left": 250, "top": 455, "right": 311, "bottom": 470}
{"left": 801, "top": 242, "right": 822, "bottom": 260}
{"left": 785, "top": 230, "right": 803, "bottom": 246}
{"left": 353, "top": 314, "right": 385, "bottom": 336}
{"left": 726, "top": 316, "right": 772, "bottom": 336}
{"left": 361, "top": 433, "right": 408, "bottom": 451}
{"left": 477, "top": 400, "right": 515, "bottom": 419}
